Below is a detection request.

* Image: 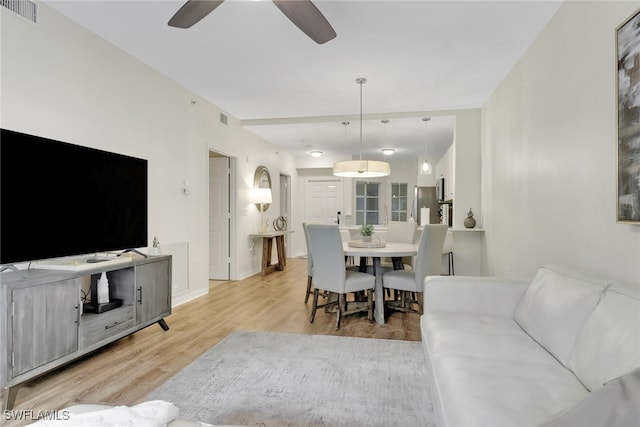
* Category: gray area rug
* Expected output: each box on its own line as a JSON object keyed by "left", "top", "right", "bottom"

{"left": 148, "top": 331, "right": 434, "bottom": 427}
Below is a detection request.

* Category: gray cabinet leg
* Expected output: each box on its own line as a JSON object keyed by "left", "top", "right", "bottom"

{"left": 1, "top": 385, "right": 19, "bottom": 411}
{"left": 157, "top": 319, "right": 169, "bottom": 331}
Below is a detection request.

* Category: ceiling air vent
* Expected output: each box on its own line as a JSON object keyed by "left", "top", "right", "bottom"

{"left": 219, "top": 113, "right": 228, "bottom": 125}
{"left": 1, "top": 0, "right": 37, "bottom": 23}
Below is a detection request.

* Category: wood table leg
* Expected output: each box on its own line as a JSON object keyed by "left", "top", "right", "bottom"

{"left": 257, "top": 233, "right": 290, "bottom": 275}
{"left": 261, "top": 237, "right": 276, "bottom": 275}
{"left": 275, "top": 235, "right": 286, "bottom": 271}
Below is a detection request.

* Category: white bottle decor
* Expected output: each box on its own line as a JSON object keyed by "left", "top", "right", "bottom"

{"left": 97, "top": 272, "right": 110, "bottom": 304}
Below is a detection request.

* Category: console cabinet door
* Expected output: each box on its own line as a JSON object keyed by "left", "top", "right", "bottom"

{"left": 11, "top": 279, "right": 79, "bottom": 377}
{"left": 135, "top": 260, "right": 171, "bottom": 325}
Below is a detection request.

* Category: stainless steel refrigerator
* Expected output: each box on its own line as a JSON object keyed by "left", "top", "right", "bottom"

{"left": 413, "top": 186, "right": 441, "bottom": 225}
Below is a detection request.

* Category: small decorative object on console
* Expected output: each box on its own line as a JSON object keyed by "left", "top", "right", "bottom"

{"left": 273, "top": 216, "right": 287, "bottom": 231}
{"left": 464, "top": 208, "right": 476, "bottom": 228}
{"left": 97, "top": 272, "right": 109, "bottom": 304}
{"left": 148, "top": 236, "right": 161, "bottom": 255}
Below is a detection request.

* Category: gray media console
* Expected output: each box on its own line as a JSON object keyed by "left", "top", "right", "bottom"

{"left": 0, "top": 254, "right": 172, "bottom": 410}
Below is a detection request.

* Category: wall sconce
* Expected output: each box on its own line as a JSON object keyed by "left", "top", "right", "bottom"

{"left": 250, "top": 188, "right": 272, "bottom": 233}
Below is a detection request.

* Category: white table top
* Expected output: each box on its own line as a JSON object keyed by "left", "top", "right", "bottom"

{"left": 343, "top": 241, "right": 418, "bottom": 257}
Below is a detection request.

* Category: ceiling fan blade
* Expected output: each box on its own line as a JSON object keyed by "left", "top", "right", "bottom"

{"left": 168, "top": 0, "right": 225, "bottom": 29}
{"left": 272, "top": 0, "right": 336, "bottom": 44}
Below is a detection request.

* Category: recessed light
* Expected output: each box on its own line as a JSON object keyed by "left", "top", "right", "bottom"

{"left": 381, "top": 148, "right": 395, "bottom": 155}
{"left": 310, "top": 151, "right": 323, "bottom": 158}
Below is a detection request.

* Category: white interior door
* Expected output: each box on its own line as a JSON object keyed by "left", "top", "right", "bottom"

{"left": 209, "top": 156, "right": 230, "bottom": 280}
{"left": 305, "top": 179, "right": 343, "bottom": 224}
{"left": 280, "top": 174, "right": 291, "bottom": 256}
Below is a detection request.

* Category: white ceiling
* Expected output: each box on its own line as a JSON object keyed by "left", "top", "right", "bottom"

{"left": 45, "top": 0, "right": 562, "bottom": 162}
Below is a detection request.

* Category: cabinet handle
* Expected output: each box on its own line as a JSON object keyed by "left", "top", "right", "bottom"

{"left": 137, "top": 287, "right": 143, "bottom": 304}
{"left": 105, "top": 321, "right": 123, "bottom": 330}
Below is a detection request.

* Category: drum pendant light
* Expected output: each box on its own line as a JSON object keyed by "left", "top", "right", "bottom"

{"left": 333, "top": 78, "right": 391, "bottom": 178}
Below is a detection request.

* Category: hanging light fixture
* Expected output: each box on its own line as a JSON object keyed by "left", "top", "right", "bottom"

{"left": 333, "top": 78, "right": 391, "bottom": 178}
{"left": 380, "top": 119, "right": 395, "bottom": 156}
{"left": 420, "top": 117, "right": 433, "bottom": 175}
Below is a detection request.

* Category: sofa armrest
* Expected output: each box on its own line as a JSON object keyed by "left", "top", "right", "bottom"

{"left": 538, "top": 367, "right": 640, "bottom": 427}
{"left": 423, "top": 275, "right": 530, "bottom": 318}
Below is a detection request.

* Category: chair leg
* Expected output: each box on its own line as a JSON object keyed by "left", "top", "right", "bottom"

{"left": 386, "top": 290, "right": 423, "bottom": 315}
{"left": 304, "top": 275, "right": 313, "bottom": 304}
{"left": 335, "top": 294, "right": 345, "bottom": 330}
{"left": 367, "top": 288, "right": 374, "bottom": 321}
{"left": 309, "top": 289, "right": 319, "bottom": 323}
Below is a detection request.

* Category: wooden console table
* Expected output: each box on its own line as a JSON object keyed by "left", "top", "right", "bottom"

{"left": 250, "top": 231, "right": 293, "bottom": 275}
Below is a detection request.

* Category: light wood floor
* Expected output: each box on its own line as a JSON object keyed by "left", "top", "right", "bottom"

{"left": 5, "top": 257, "right": 421, "bottom": 425}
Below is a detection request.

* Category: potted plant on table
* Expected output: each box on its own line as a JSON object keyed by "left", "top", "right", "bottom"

{"left": 359, "top": 223, "right": 375, "bottom": 242}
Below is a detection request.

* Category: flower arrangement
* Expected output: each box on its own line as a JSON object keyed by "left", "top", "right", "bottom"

{"left": 359, "top": 223, "right": 375, "bottom": 237}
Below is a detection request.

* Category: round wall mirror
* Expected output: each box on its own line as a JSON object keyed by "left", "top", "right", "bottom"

{"left": 253, "top": 165, "right": 272, "bottom": 211}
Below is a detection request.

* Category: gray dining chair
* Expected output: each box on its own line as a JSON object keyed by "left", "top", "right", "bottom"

{"left": 302, "top": 223, "right": 314, "bottom": 304}
{"left": 382, "top": 224, "right": 448, "bottom": 315}
{"left": 306, "top": 224, "right": 375, "bottom": 330}
{"left": 340, "top": 229, "right": 356, "bottom": 267}
{"left": 381, "top": 220, "right": 418, "bottom": 271}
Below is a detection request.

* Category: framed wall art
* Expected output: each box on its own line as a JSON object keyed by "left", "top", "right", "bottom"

{"left": 617, "top": 8, "right": 640, "bottom": 223}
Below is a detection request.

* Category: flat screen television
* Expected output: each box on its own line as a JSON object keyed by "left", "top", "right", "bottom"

{"left": 0, "top": 128, "right": 148, "bottom": 265}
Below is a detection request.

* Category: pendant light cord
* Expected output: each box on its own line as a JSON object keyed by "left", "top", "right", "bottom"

{"left": 360, "top": 81, "right": 362, "bottom": 161}
{"left": 356, "top": 77, "right": 367, "bottom": 161}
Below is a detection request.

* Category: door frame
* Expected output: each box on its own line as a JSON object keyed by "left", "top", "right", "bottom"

{"left": 208, "top": 150, "right": 237, "bottom": 280}
{"left": 280, "top": 173, "right": 291, "bottom": 257}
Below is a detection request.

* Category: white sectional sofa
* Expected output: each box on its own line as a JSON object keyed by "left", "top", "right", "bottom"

{"left": 420, "top": 264, "right": 640, "bottom": 427}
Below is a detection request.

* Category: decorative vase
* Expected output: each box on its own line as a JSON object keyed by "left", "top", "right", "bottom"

{"left": 362, "top": 235, "right": 372, "bottom": 242}
{"left": 464, "top": 208, "right": 476, "bottom": 229}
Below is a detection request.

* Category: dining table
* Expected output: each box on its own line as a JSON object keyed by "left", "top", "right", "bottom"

{"left": 343, "top": 241, "right": 418, "bottom": 324}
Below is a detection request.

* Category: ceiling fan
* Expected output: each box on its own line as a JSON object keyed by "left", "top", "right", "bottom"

{"left": 168, "top": 0, "right": 336, "bottom": 44}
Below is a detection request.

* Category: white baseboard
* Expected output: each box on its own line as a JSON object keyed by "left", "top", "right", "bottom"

{"left": 172, "top": 288, "right": 208, "bottom": 307}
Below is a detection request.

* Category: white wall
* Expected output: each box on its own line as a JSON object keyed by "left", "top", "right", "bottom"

{"left": 481, "top": 1, "right": 640, "bottom": 285}
{"left": 1, "top": 4, "right": 295, "bottom": 299}
{"left": 210, "top": 122, "right": 297, "bottom": 279}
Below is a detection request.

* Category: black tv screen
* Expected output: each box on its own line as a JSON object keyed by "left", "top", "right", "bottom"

{"left": 0, "top": 128, "right": 148, "bottom": 265}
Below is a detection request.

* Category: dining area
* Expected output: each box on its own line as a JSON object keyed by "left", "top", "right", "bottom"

{"left": 302, "top": 221, "right": 449, "bottom": 329}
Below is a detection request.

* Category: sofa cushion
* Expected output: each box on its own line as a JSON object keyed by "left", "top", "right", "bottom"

{"left": 431, "top": 356, "right": 589, "bottom": 427}
{"left": 567, "top": 283, "right": 640, "bottom": 391}
{"left": 421, "top": 313, "right": 559, "bottom": 365}
{"left": 515, "top": 265, "right": 609, "bottom": 366}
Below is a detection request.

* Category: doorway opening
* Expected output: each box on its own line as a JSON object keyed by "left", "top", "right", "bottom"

{"left": 209, "top": 151, "right": 236, "bottom": 280}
